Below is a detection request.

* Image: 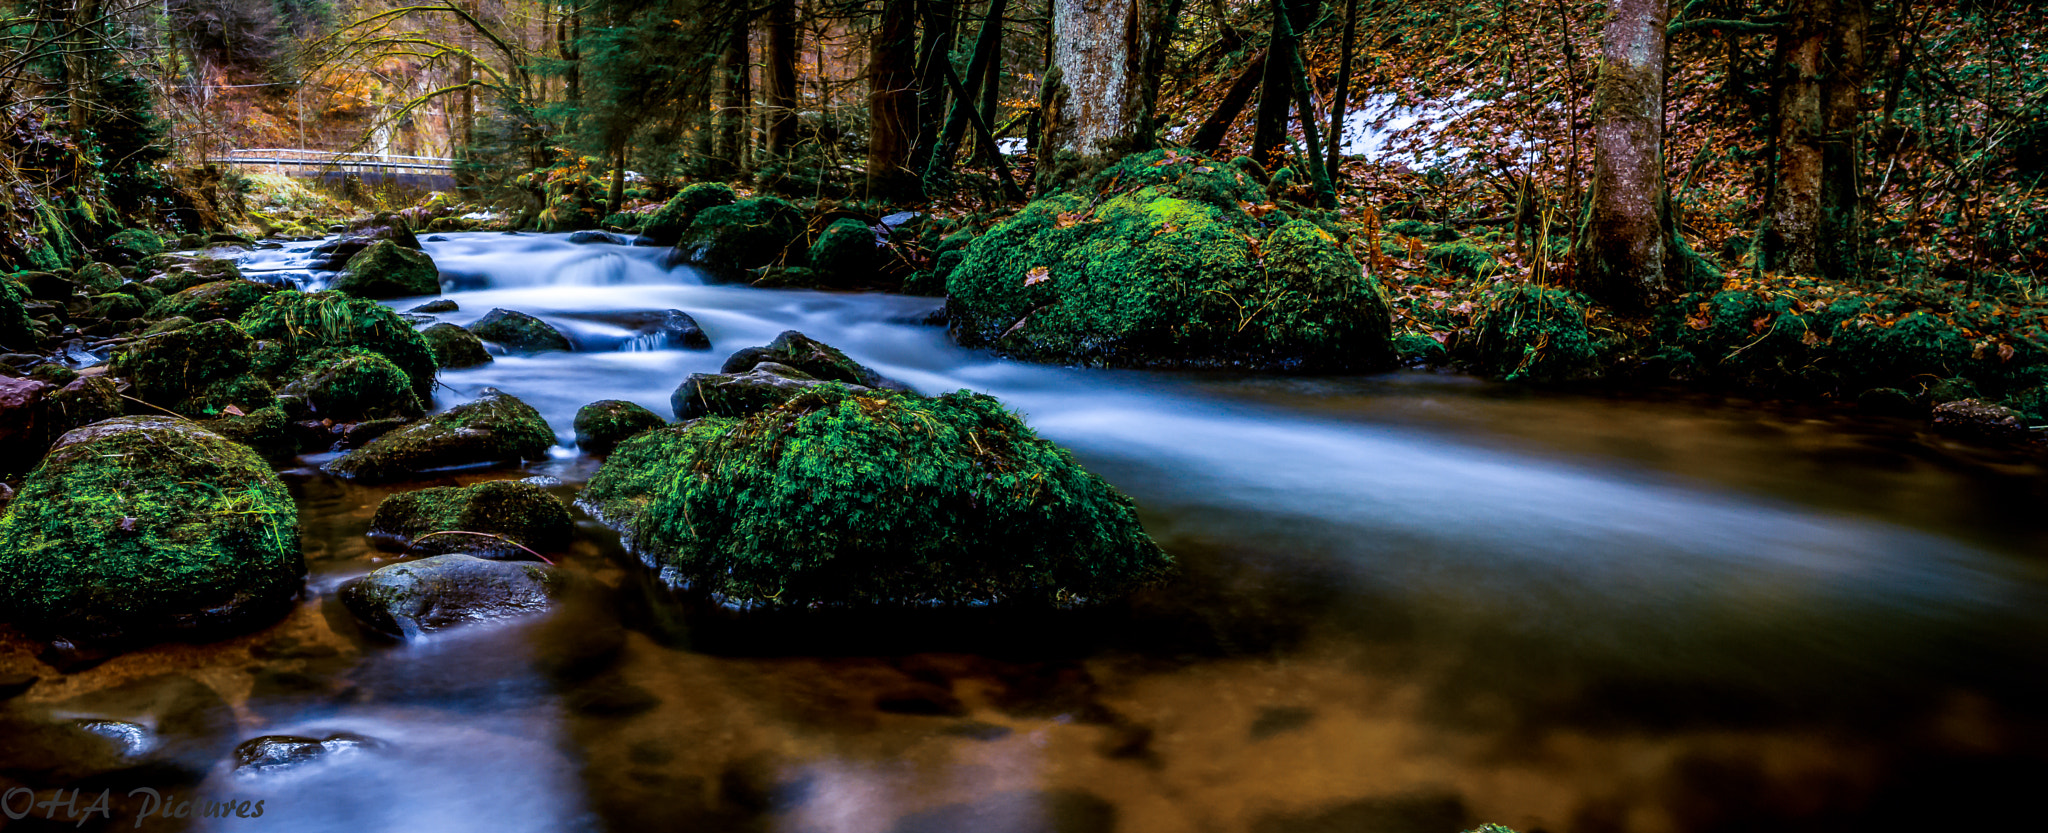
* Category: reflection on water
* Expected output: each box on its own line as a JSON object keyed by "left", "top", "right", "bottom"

{"left": 3, "top": 232, "right": 2044, "bottom": 833}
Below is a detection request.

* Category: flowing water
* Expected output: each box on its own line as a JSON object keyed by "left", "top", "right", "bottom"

{"left": 5, "top": 232, "right": 2046, "bottom": 833}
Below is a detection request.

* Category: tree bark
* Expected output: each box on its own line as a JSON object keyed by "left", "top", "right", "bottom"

{"left": 1578, "top": 0, "right": 1670, "bottom": 308}
{"left": 1326, "top": 0, "right": 1359, "bottom": 174}
{"left": 1038, "top": 0, "right": 1171, "bottom": 187}
{"left": 1188, "top": 49, "right": 1266, "bottom": 153}
{"left": 867, "top": 0, "right": 922, "bottom": 199}
{"left": 1251, "top": 0, "right": 1297, "bottom": 168}
{"left": 929, "top": 0, "right": 1008, "bottom": 182}
{"left": 713, "top": 17, "right": 752, "bottom": 175}
{"left": 1761, "top": 0, "right": 1867, "bottom": 279}
{"left": 910, "top": 0, "right": 956, "bottom": 176}
{"left": 763, "top": 0, "right": 799, "bottom": 158}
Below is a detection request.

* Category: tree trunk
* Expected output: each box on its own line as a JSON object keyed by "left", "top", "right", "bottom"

{"left": 1188, "top": 49, "right": 1266, "bottom": 153}
{"left": 929, "top": 0, "right": 1008, "bottom": 182}
{"left": 1251, "top": 0, "right": 1297, "bottom": 168}
{"left": 1326, "top": 0, "right": 1359, "bottom": 174}
{"left": 763, "top": 0, "right": 799, "bottom": 158}
{"left": 1038, "top": 0, "right": 1171, "bottom": 187}
{"left": 867, "top": 0, "right": 922, "bottom": 199}
{"left": 1578, "top": 0, "right": 1670, "bottom": 308}
{"left": 1761, "top": 0, "right": 1868, "bottom": 279}
{"left": 713, "top": 17, "right": 752, "bottom": 175}
{"left": 64, "top": 0, "right": 101, "bottom": 130}
{"left": 911, "top": 0, "right": 956, "bottom": 176}
{"left": 608, "top": 147, "right": 626, "bottom": 215}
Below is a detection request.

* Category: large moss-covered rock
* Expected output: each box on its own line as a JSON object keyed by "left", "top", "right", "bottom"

{"left": 239, "top": 290, "right": 438, "bottom": 398}
{"left": 323, "top": 388, "right": 554, "bottom": 482}
{"left": 469, "top": 308, "right": 572, "bottom": 354}
{"left": 574, "top": 400, "right": 664, "bottom": 456}
{"left": 281, "top": 348, "right": 424, "bottom": 422}
{"left": 102, "top": 229, "right": 165, "bottom": 262}
{"left": 147, "top": 256, "right": 242, "bottom": 294}
{"left": 582, "top": 385, "right": 1171, "bottom": 607}
{"left": 421, "top": 321, "right": 494, "bottom": 368}
{"left": 0, "top": 417, "right": 302, "bottom": 646}
{"left": 108, "top": 319, "right": 273, "bottom": 417}
{"left": 368, "top": 480, "right": 573, "bottom": 557}
{"left": 308, "top": 213, "right": 422, "bottom": 271}
{"left": 672, "top": 362, "right": 858, "bottom": 420}
{"left": 147, "top": 279, "right": 284, "bottom": 322}
{"left": 639, "top": 183, "right": 738, "bottom": 247}
{"left": 947, "top": 150, "right": 1393, "bottom": 371}
{"left": 677, "top": 197, "right": 805, "bottom": 279}
{"left": 809, "top": 218, "right": 877, "bottom": 283}
{"left": 73, "top": 262, "right": 124, "bottom": 294}
{"left": 339, "top": 555, "right": 560, "bottom": 638}
{"left": 330, "top": 240, "right": 441, "bottom": 299}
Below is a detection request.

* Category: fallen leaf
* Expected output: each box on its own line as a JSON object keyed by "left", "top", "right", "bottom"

{"left": 1999, "top": 343, "right": 2016, "bottom": 362}
{"left": 1025, "top": 266, "right": 1051, "bottom": 286}
{"left": 223, "top": 404, "right": 246, "bottom": 417}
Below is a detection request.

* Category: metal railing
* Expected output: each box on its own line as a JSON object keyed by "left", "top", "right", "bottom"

{"left": 208, "top": 149, "right": 459, "bottom": 172}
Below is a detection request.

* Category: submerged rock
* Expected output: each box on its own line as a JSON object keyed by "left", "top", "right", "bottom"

{"left": 574, "top": 400, "right": 665, "bottom": 455}
{"left": 1931, "top": 399, "right": 2033, "bottom": 444}
{"left": 240, "top": 290, "right": 439, "bottom": 398}
{"left": 410, "top": 298, "right": 460, "bottom": 314}
{"left": 582, "top": 385, "right": 1171, "bottom": 607}
{"left": 331, "top": 239, "right": 442, "bottom": 299}
{"left": 368, "top": 479, "right": 573, "bottom": 558}
{"left": 339, "top": 554, "right": 562, "bottom": 638}
{"left": 147, "top": 278, "right": 285, "bottom": 322}
{"left": 567, "top": 230, "right": 631, "bottom": 245}
{"left": 469, "top": 308, "right": 572, "bottom": 354}
{"left": 421, "top": 321, "right": 494, "bottom": 368}
{"left": 671, "top": 361, "right": 860, "bottom": 420}
{"left": 309, "top": 212, "right": 423, "bottom": 271}
{"left": 0, "top": 417, "right": 303, "bottom": 647}
{"left": 234, "top": 732, "right": 382, "bottom": 773}
{"left": 718, "top": 329, "right": 902, "bottom": 389}
{"left": 323, "top": 388, "right": 554, "bottom": 482}
{"left": 947, "top": 150, "right": 1394, "bottom": 371}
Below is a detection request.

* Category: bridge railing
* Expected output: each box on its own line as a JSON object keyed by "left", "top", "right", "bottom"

{"left": 209, "top": 149, "right": 459, "bottom": 173}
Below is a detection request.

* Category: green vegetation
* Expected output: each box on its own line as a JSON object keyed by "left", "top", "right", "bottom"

{"left": 238, "top": 290, "right": 439, "bottom": 398}
{"left": 421, "top": 321, "right": 495, "bottom": 369}
{"left": 679, "top": 197, "right": 806, "bottom": 279}
{"left": 324, "top": 389, "right": 555, "bottom": 482}
{"left": 370, "top": 480, "right": 573, "bottom": 556}
{"left": 574, "top": 400, "right": 665, "bottom": 455}
{"left": 0, "top": 417, "right": 302, "bottom": 645}
{"left": 330, "top": 240, "right": 442, "bottom": 299}
{"left": 582, "top": 384, "right": 1171, "bottom": 607}
{"left": 147, "top": 279, "right": 284, "bottom": 321}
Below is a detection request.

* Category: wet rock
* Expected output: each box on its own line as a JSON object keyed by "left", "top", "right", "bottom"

{"left": 809, "top": 218, "right": 879, "bottom": 283}
{"left": 636, "top": 309, "right": 711, "bottom": 350}
{"left": 147, "top": 255, "right": 243, "bottom": 293}
{"left": 108, "top": 319, "right": 273, "bottom": 417}
{"left": 331, "top": 239, "right": 442, "bottom": 299}
{"left": 575, "top": 399, "right": 665, "bottom": 455}
{"left": 1931, "top": 399, "right": 2033, "bottom": 444}
{"left": 718, "top": 329, "right": 904, "bottom": 389}
{"left": 74, "top": 262, "right": 125, "bottom": 294}
{"left": 422, "top": 321, "right": 494, "bottom": 368}
{"left": 0, "top": 417, "right": 302, "bottom": 648}
{"left": 568, "top": 230, "right": 632, "bottom": 245}
{"left": 233, "top": 732, "right": 382, "bottom": 773}
{"left": 281, "top": 348, "right": 425, "bottom": 422}
{"left": 240, "top": 290, "right": 438, "bottom": 398}
{"left": 368, "top": 479, "right": 573, "bottom": 558}
{"left": 203, "top": 405, "right": 304, "bottom": 462}
{"left": 147, "top": 278, "right": 284, "bottom": 321}
{"left": 583, "top": 385, "right": 1171, "bottom": 607}
{"left": 410, "top": 299, "right": 460, "bottom": 314}
{"left": 470, "top": 308, "right": 572, "bottom": 354}
{"left": 101, "top": 228, "right": 165, "bottom": 263}
{"left": 671, "top": 362, "right": 860, "bottom": 420}
{"left": 0, "top": 375, "right": 52, "bottom": 471}
{"left": 141, "top": 314, "right": 193, "bottom": 335}
{"left": 323, "top": 388, "right": 554, "bottom": 482}
{"left": 17, "top": 270, "right": 74, "bottom": 301}
{"left": 339, "top": 554, "right": 563, "bottom": 638}
{"left": 0, "top": 674, "right": 236, "bottom": 786}
{"left": 640, "top": 182, "right": 738, "bottom": 247}
{"left": 84, "top": 290, "right": 150, "bottom": 323}
{"left": 309, "top": 212, "right": 423, "bottom": 271}
{"left": 677, "top": 196, "right": 805, "bottom": 279}
{"left": 41, "top": 376, "right": 123, "bottom": 440}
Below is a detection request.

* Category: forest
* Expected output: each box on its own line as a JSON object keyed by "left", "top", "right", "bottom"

{"left": 1, "top": 0, "right": 2046, "bottom": 831}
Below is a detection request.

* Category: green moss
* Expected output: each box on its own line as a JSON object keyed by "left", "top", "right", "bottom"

{"left": 641, "top": 183, "right": 738, "bottom": 246}
{"left": 150, "top": 257, "right": 242, "bottom": 294}
{"left": 40, "top": 377, "right": 122, "bottom": 443}
{"left": 0, "top": 277, "right": 33, "bottom": 349}
{"left": 202, "top": 405, "right": 301, "bottom": 462}
{"left": 86, "top": 291, "right": 149, "bottom": 322}
{"left": 0, "top": 417, "right": 302, "bottom": 645}
{"left": 109, "top": 319, "right": 273, "bottom": 417}
{"left": 110, "top": 280, "right": 165, "bottom": 306}
{"left": 1468, "top": 283, "right": 1602, "bottom": 382}
{"left": 421, "top": 321, "right": 494, "bottom": 369}
{"left": 148, "top": 279, "right": 283, "bottom": 322}
{"left": 574, "top": 399, "right": 665, "bottom": 456}
{"left": 323, "top": 388, "right": 554, "bottom": 482}
{"left": 330, "top": 240, "right": 441, "bottom": 299}
{"left": 1393, "top": 331, "right": 1450, "bottom": 366}
{"left": 142, "top": 316, "right": 194, "bottom": 335}
{"left": 808, "top": 219, "right": 877, "bottom": 282}
{"left": 26, "top": 363, "right": 77, "bottom": 386}
{"left": 102, "top": 229, "right": 164, "bottom": 260}
{"left": 73, "top": 263, "right": 125, "bottom": 294}
{"left": 679, "top": 197, "right": 806, "bottom": 279}
{"left": 369, "top": 480, "right": 573, "bottom": 556}
{"left": 581, "top": 385, "right": 1172, "bottom": 608}
{"left": 239, "top": 290, "right": 438, "bottom": 398}
{"left": 282, "top": 348, "right": 423, "bottom": 422}
{"left": 948, "top": 168, "right": 1393, "bottom": 371}
{"left": 1426, "top": 241, "right": 1499, "bottom": 278}
{"left": 1087, "top": 149, "right": 1266, "bottom": 206}
{"left": 1383, "top": 219, "right": 1460, "bottom": 242}
{"left": 673, "top": 362, "right": 848, "bottom": 420}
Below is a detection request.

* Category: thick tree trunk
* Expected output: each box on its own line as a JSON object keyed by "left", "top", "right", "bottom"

{"left": 763, "top": 0, "right": 799, "bottom": 158}
{"left": 910, "top": 0, "right": 956, "bottom": 175}
{"left": 867, "top": 0, "right": 922, "bottom": 199}
{"left": 1579, "top": 0, "right": 1670, "bottom": 308}
{"left": 1038, "top": 0, "right": 1170, "bottom": 187}
{"left": 1762, "top": 0, "right": 1867, "bottom": 279}
{"left": 1251, "top": 0, "right": 1296, "bottom": 168}
{"left": 713, "top": 19, "right": 752, "bottom": 175}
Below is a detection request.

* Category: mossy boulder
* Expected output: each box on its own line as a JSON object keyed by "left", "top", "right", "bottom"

{"left": 309, "top": 213, "right": 423, "bottom": 271}
{"left": 0, "top": 417, "right": 302, "bottom": 646}
{"left": 678, "top": 197, "right": 806, "bottom": 279}
{"left": 367, "top": 480, "right": 573, "bottom": 558}
{"left": 85, "top": 291, "right": 149, "bottom": 323}
{"left": 641, "top": 183, "right": 739, "bottom": 246}
{"left": 672, "top": 362, "right": 858, "bottom": 420}
{"left": 322, "top": 388, "right": 554, "bottom": 482}
{"left": 147, "top": 279, "right": 284, "bottom": 322}
{"left": 410, "top": 299, "right": 459, "bottom": 314}
{"left": 281, "top": 348, "right": 424, "bottom": 423}
{"left": 330, "top": 240, "right": 442, "bottom": 299}
{"left": 108, "top": 320, "right": 274, "bottom": 417}
{"left": 101, "top": 229, "right": 164, "bottom": 262}
{"left": 239, "top": 290, "right": 438, "bottom": 398}
{"left": 0, "top": 276, "right": 33, "bottom": 349}
{"left": 73, "top": 263, "right": 124, "bottom": 294}
{"left": 202, "top": 405, "right": 302, "bottom": 462}
{"left": 339, "top": 555, "right": 560, "bottom": 638}
{"left": 808, "top": 218, "right": 877, "bottom": 283}
{"left": 948, "top": 150, "right": 1393, "bottom": 371}
{"left": 574, "top": 400, "right": 664, "bottom": 456}
{"left": 148, "top": 257, "right": 242, "bottom": 294}
{"left": 469, "top": 308, "right": 572, "bottom": 354}
{"left": 718, "top": 330, "right": 899, "bottom": 389}
{"left": 421, "top": 322, "right": 494, "bottom": 369}
{"left": 581, "top": 385, "right": 1171, "bottom": 607}
{"left": 1930, "top": 399, "right": 2032, "bottom": 444}
{"left": 1467, "top": 283, "right": 1602, "bottom": 382}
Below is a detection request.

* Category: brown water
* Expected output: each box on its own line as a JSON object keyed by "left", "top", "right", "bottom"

{"left": 2, "top": 233, "right": 2043, "bottom": 833}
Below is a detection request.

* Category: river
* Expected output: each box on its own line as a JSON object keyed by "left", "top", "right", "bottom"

{"left": 4, "top": 231, "right": 2044, "bottom": 833}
